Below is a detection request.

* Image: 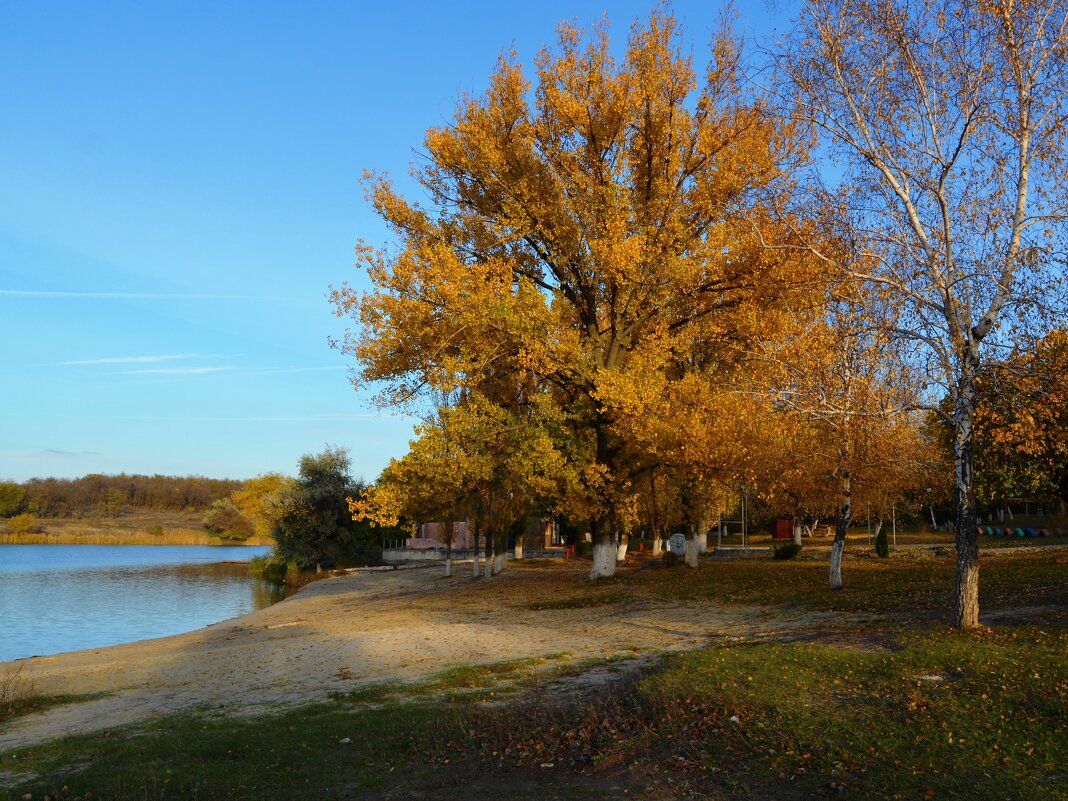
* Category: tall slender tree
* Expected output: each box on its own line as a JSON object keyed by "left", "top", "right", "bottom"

{"left": 774, "top": 0, "right": 1068, "bottom": 626}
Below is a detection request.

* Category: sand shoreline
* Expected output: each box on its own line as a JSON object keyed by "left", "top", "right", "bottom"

{"left": 0, "top": 560, "right": 833, "bottom": 753}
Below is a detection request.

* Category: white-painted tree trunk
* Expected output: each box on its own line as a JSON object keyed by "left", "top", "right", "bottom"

{"left": 493, "top": 553, "right": 506, "bottom": 575}
{"left": 829, "top": 539, "right": 845, "bottom": 590}
{"left": 652, "top": 534, "right": 662, "bottom": 556}
{"left": 695, "top": 531, "right": 708, "bottom": 555}
{"left": 514, "top": 540, "right": 523, "bottom": 559}
{"left": 472, "top": 551, "right": 480, "bottom": 578}
{"left": 684, "top": 530, "right": 698, "bottom": 568}
{"left": 590, "top": 540, "right": 616, "bottom": 579}
{"left": 616, "top": 533, "right": 628, "bottom": 562}
{"left": 793, "top": 523, "right": 803, "bottom": 546}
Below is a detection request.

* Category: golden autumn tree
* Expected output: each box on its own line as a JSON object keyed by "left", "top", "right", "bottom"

{"left": 774, "top": 0, "right": 1068, "bottom": 626}
{"left": 761, "top": 292, "right": 925, "bottom": 588}
{"left": 231, "top": 473, "right": 296, "bottom": 540}
{"left": 974, "top": 328, "right": 1068, "bottom": 513}
{"left": 353, "top": 391, "right": 567, "bottom": 578}
{"left": 332, "top": 10, "right": 815, "bottom": 578}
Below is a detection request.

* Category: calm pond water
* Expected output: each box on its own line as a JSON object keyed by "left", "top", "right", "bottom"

{"left": 0, "top": 545, "right": 285, "bottom": 662}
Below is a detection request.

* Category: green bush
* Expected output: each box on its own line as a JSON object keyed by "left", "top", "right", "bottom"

{"left": 774, "top": 541, "right": 802, "bottom": 560}
{"left": 250, "top": 556, "right": 303, "bottom": 585}
{"left": 875, "top": 528, "right": 890, "bottom": 557}
{"left": 203, "top": 499, "right": 255, "bottom": 541}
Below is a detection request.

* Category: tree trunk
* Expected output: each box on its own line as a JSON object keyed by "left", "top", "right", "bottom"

{"left": 445, "top": 540, "right": 452, "bottom": 578}
{"left": 616, "top": 532, "right": 628, "bottom": 562}
{"left": 695, "top": 513, "right": 709, "bottom": 555}
{"left": 953, "top": 367, "right": 981, "bottom": 629}
{"left": 651, "top": 531, "right": 663, "bottom": 556}
{"left": 684, "top": 527, "right": 698, "bottom": 568}
{"left": 590, "top": 517, "right": 616, "bottom": 579}
{"left": 830, "top": 474, "right": 851, "bottom": 590}
{"left": 793, "top": 521, "right": 803, "bottom": 546}
{"left": 484, "top": 530, "right": 493, "bottom": 578}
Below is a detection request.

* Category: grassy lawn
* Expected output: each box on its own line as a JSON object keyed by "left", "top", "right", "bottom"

{"left": 2, "top": 549, "right": 1065, "bottom": 800}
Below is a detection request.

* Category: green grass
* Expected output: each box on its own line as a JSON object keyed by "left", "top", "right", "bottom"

{"left": 634, "top": 627, "right": 1068, "bottom": 799}
{"left": 331, "top": 654, "right": 575, "bottom": 707}
{"left": 626, "top": 547, "right": 1068, "bottom": 620}
{"left": 0, "top": 664, "right": 102, "bottom": 725}
{"left": 0, "top": 693, "right": 100, "bottom": 726}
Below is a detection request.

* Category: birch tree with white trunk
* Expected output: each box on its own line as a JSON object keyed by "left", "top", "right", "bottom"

{"left": 774, "top": 0, "right": 1068, "bottom": 627}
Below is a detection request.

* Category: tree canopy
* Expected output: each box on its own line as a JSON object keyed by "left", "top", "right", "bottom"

{"left": 333, "top": 9, "right": 820, "bottom": 578}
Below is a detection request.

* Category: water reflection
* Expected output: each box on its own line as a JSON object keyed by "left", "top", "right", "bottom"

{"left": 0, "top": 545, "right": 287, "bottom": 662}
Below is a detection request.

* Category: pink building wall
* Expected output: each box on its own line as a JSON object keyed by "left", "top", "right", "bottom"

{"left": 411, "top": 521, "right": 474, "bottom": 550}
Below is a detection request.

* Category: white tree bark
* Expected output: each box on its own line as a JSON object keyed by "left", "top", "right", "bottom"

{"left": 590, "top": 540, "right": 616, "bottom": 578}
{"left": 616, "top": 532, "right": 628, "bottom": 562}
{"left": 684, "top": 529, "right": 698, "bottom": 568}
{"left": 652, "top": 534, "right": 663, "bottom": 556}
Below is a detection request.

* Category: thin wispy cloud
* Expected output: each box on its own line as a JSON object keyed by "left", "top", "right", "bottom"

{"left": 243, "top": 366, "right": 347, "bottom": 374}
{"left": 62, "top": 354, "right": 203, "bottom": 366}
{"left": 2, "top": 289, "right": 279, "bottom": 301}
{"left": 0, "top": 448, "right": 99, "bottom": 460}
{"left": 69, "top": 413, "right": 409, "bottom": 422}
{"left": 122, "top": 365, "right": 345, "bottom": 376}
{"left": 124, "top": 366, "right": 233, "bottom": 375}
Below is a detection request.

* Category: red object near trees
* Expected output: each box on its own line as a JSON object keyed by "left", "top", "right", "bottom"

{"left": 773, "top": 519, "right": 793, "bottom": 541}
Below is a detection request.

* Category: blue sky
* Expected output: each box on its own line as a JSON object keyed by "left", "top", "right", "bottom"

{"left": 0, "top": 1, "right": 788, "bottom": 483}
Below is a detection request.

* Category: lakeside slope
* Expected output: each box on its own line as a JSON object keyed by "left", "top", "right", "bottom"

{"left": 1, "top": 559, "right": 845, "bottom": 751}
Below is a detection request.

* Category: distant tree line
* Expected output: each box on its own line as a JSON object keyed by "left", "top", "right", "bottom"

{"left": 0, "top": 474, "right": 243, "bottom": 518}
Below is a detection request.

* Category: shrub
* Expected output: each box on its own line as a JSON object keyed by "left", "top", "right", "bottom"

{"left": 661, "top": 550, "right": 679, "bottom": 567}
{"left": 0, "top": 482, "right": 24, "bottom": 517}
{"left": 774, "top": 542, "right": 802, "bottom": 560}
{"left": 203, "top": 499, "right": 255, "bottom": 541}
{"left": 7, "top": 513, "right": 42, "bottom": 536}
{"left": 147, "top": 524, "right": 166, "bottom": 537}
{"left": 250, "top": 555, "right": 304, "bottom": 585}
{"left": 875, "top": 528, "right": 890, "bottom": 557}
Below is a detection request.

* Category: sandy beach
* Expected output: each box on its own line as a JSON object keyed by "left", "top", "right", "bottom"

{"left": 1, "top": 559, "right": 836, "bottom": 752}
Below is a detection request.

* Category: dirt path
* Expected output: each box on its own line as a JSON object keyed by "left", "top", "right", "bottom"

{"left": 0, "top": 560, "right": 843, "bottom": 751}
